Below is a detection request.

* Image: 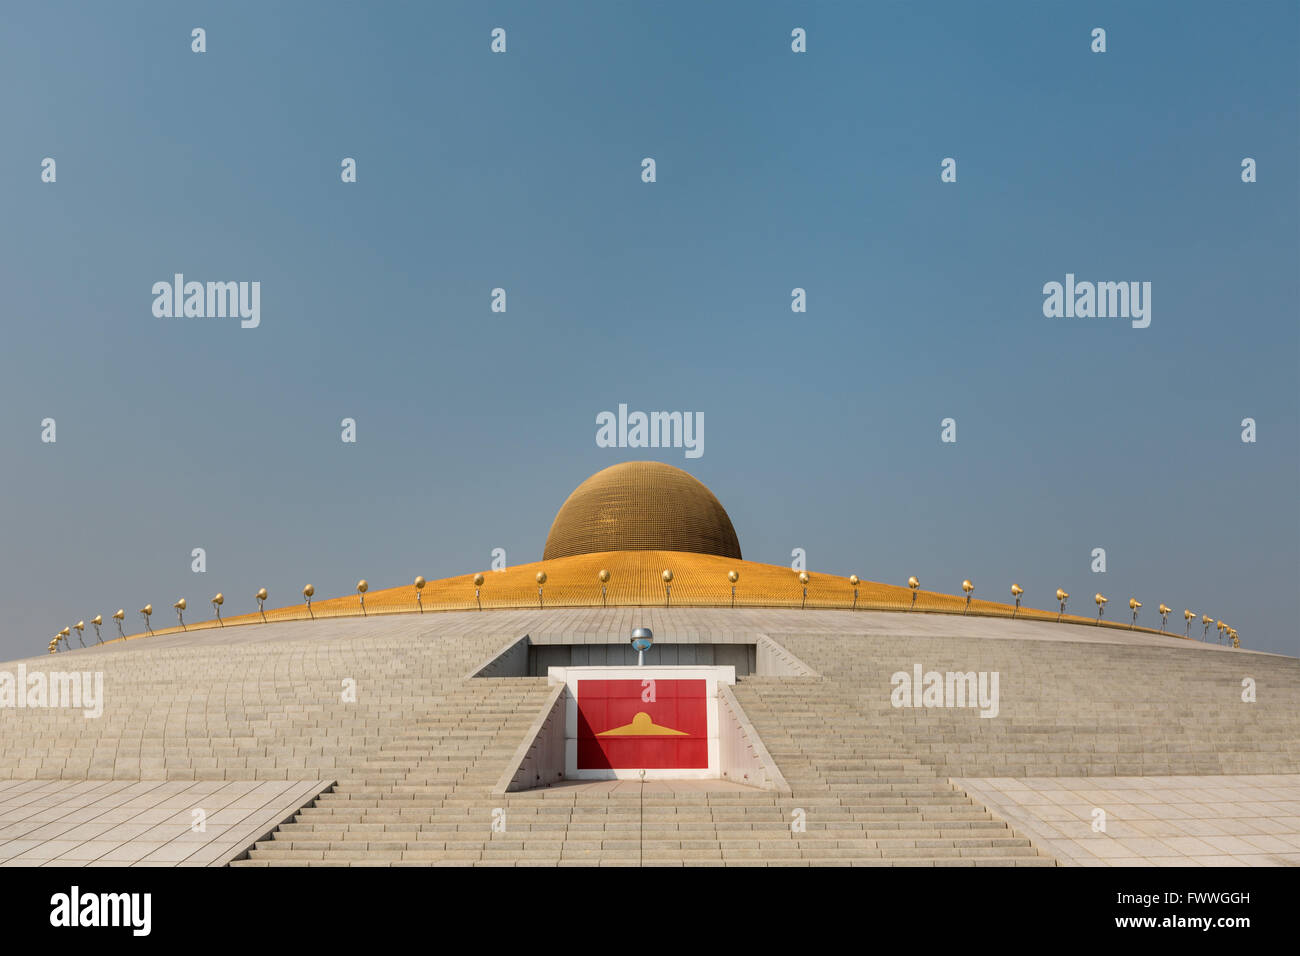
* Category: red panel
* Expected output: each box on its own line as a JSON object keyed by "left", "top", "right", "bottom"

{"left": 577, "top": 679, "right": 709, "bottom": 770}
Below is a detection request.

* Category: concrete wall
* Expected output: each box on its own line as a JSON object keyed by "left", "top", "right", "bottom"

{"left": 470, "top": 634, "right": 530, "bottom": 678}
{"left": 495, "top": 682, "right": 567, "bottom": 793}
{"left": 718, "top": 684, "right": 790, "bottom": 792}
{"left": 755, "top": 634, "right": 816, "bottom": 676}
{"left": 530, "top": 642, "right": 755, "bottom": 675}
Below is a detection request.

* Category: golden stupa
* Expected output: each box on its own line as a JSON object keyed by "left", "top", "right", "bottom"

{"left": 84, "top": 460, "right": 1212, "bottom": 644}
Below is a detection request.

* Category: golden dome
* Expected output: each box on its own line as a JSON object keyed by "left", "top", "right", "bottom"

{"left": 543, "top": 462, "right": 741, "bottom": 561}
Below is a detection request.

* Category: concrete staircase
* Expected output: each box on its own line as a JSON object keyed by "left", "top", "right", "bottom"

{"left": 6, "top": 609, "right": 1294, "bottom": 866}
{"left": 753, "top": 632, "right": 1300, "bottom": 778}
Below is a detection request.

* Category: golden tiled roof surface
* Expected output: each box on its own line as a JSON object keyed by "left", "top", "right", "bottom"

{"left": 542, "top": 462, "right": 741, "bottom": 560}
{"left": 103, "top": 549, "right": 1187, "bottom": 643}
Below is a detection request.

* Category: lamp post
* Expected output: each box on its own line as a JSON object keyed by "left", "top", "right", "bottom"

{"left": 799, "top": 572, "right": 810, "bottom": 609}
{"left": 663, "top": 569, "right": 674, "bottom": 608}
{"left": 908, "top": 576, "right": 920, "bottom": 610}
{"left": 1011, "top": 584, "right": 1023, "bottom": 617}
{"left": 173, "top": 599, "right": 186, "bottom": 630}
{"left": 1128, "top": 598, "right": 1141, "bottom": 629}
{"left": 1158, "top": 604, "right": 1171, "bottom": 632}
{"left": 414, "top": 576, "right": 425, "bottom": 613}
{"left": 1183, "top": 609, "right": 1194, "bottom": 637}
{"left": 113, "top": 609, "right": 125, "bottom": 638}
{"left": 1056, "top": 589, "right": 1069, "bottom": 622}
{"left": 1216, "top": 620, "right": 1225, "bottom": 644}
{"left": 599, "top": 569, "right": 610, "bottom": 608}
{"left": 91, "top": 615, "right": 103, "bottom": 643}
{"left": 73, "top": 621, "right": 85, "bottom": 647}
{"left": 728, "top": 570, "right": 739, "bottom": 608}
{"left": 474, "top": 573, "right": 485, "bottom": 611}
{"left": 140, "top": 605, "right": 153, "bottom": 634}
{"left": 536, "top": 571, "right": 546, "bottom": 608}
{"left": 849, "top": 574, "right": 859, "bottom": 610}
{"left": 357, "top": 580, "right": 368, "bottom": 616}
{"left": 59, "top": 626, "right": 71, "bottom": 649}
{"left": 631, "top": 627, "right": 653, "bottom": 666}
{"left": 211, "top": 594, "right": 224, "bottom": 626}
{"left": 256, "top": 588, "right": 268, "bottom": 622}
{"left": 303, "top": 584, "right": 314, "bottom": 618}
{"left": 1094, "top": 593, "right": 1107, "bottom": 624}
{"left": 1201, "top": 615, "right": 1212, "bottom": 640}
{"left": 961, "top": 580, "right": 974, "bottom": 614}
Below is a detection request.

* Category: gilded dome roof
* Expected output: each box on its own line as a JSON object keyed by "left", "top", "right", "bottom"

{"left": 543, "top": 462, "right": 742, "bottom": 560}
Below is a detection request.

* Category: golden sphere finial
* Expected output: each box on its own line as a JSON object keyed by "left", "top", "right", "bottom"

{"left": 1128, "top": 598, "right": 1141, "bottom": 610}
{"left": 1011, "top": 583, "right": 1023, "bottom": 597}
{"left": 961, "top": 580, "right": 974, "bottom": 594}
{"left": 599, "top": 569, "right": 610, "bottom": 583}
{"left": 535, "top": 571, "right": 547, "bottom": 585}
{"left": 662, "top": 569, "right": 674, "bottom": 584}
{"left": 256, "top": 588, "right": 268, "bottom": 602}
{"left": 798, "top": 571, "right": 809, "bottom": 585}
{"left": 356, "top": 580, "right": 368, "bottom": 594}
{"left": 113, "top": 609, "right": 125, "bottom": 620}
{"left": 907, "top": 576, "right": 919, "bottom": 590}
{"left": 473, "top": 573, "right": 485, "bottom": 587}
{"left": 212, "top": 593, "right": 224, "bottom": 606}
{"left": 303, "top": 584, "right": 314, "bottom": 598}
{"left": 1094, "top": 593, "right": 1107, "bottom": 605}
{"left": 848, "top": 574, "right": 859, "bottom": 586}
{"left": 414, "top": 576, "right": 426, "bottom": 589}
{"left": 91, "top": 614, "right": 102, "bottom": 626}
{"left": 173, "top": 598, "right": 186, "bottom": 611}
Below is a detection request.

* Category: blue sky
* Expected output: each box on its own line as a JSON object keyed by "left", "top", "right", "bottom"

{"left": 2, "top": 1, "right": 1296, "bottom": 657}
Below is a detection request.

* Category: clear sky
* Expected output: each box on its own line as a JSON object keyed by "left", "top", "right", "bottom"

{"left": 2, "top": 1, "right": 1296, "bottom": 658}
